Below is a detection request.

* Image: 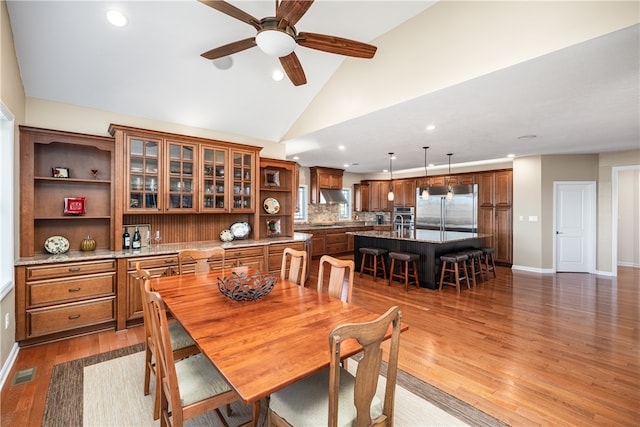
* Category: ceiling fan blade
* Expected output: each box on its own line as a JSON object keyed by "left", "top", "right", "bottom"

{"left": 199, "top": 0, "right": 261, "bottom": 30}
{"left": 280, "top": 53, "right": 307, "bottom": 86}
{"left": 297, "top": 32, "right": 377, "bottom": 58}
{"left": 201, "top": 38, "right": 256, "bottom": 60}
{"left": 276, "top": 0, "right": 314, "bottom": 27}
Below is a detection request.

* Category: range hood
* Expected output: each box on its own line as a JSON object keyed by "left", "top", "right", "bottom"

{"left": 319, "top": 189, "right": 348, "bottom": 204}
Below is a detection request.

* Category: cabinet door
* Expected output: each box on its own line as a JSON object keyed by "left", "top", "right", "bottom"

{"left": 495, "top": 207, "right": 513, "bottom": 264}
{"left": 430, "top": 176, "right": 446, "bottom": 187}
{"left": 458, "top": 174, "right": 476, "bottom": 185}
{"left": 478, "top": 206, "right": 495, "bottom": 249}
{"left": 166, "top": 141, "right": 198, "bottom": 212}
{"left": 495, "top": 170, "right": 513, "bottom": 206}
{"left": 126, "top": 136, "right": 162, "bottom": 212}
{"left": 230, "top": 149, "right": 255, "bottom": 212}
{"left": 201, "top": 146, "right": 228, "bottom": 211}
{"left": 127, "top": 266, "right": 172, "bottom": 321}
{"left": 478, "top": 173, "right": 495, "bottom": 207}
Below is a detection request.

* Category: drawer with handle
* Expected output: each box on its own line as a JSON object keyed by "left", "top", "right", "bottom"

{"left": 127, "top": 255, "right": 178, "bottom": 270}
{"left": 26, "top": 260, "right": 115, "bottom": 281}
{"left": 27, "top": 297, "right": 115, "bottom": 337}
{"left": 28, "top": 273, "right": 116, "bottom": 307}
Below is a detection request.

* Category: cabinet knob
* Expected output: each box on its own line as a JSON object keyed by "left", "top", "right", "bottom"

{"left": 68, "top": 267, "right": 81, "bottom": 272}
{"left": 68, "top": 314, "right": 81, "bottom": 320}
{"left": 68, "top": 287, "right": 81, "bottom": 293}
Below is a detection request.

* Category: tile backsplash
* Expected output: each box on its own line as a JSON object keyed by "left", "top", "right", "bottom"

{"left": 305, "top": 204, "right": 391, "bottom": 224}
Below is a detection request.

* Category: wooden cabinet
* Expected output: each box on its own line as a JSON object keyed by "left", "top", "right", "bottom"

{"left": 258, "top": 158, "right": 297, "bottom": 239}
{"left": 309, "top": 167, "right": 344, "bottom": 204}
{"left": 354, "top": 183, "right": 369, "bottom": 212}
{"left": 123, "top": 255, "right": 177, "bottom": 325}
{"left": 478, "top": 170, "right": 513, "bottom": 265}
{"left": 15, "top": 260, "right": 117, "bottom": 343}
{"left": 362, "top": 180, "right": 391, "bottom": 212}
{"left": 393, "top": 179, "right": 416, "bottom": 207}
{"left": 18, "top": 126, "right": 116, "bottom": 257}
{"left": 325, "top": 230, "right": 349, "bottom": 254}
{"left": 267, "top": 241, "right": 309, "bottom": 281}
{"left": 309, "top": 229, "right": 327, "bottom": 257}
{"left": 225, "top": 246, "right": 267, "bottom": 270}
{"left": 111, "top": 124, "right": 259, "bottom": 216}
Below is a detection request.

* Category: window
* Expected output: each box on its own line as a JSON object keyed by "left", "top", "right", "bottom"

{"left": 339, "top": 188, "right": 351, "bottom": 220}
{"left": 294, "top": 185, "right": 308, "bottom": 222}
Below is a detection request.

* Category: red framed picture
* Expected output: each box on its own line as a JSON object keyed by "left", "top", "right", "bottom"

{"left": 64, "top": 197, "right": 86, "bottom": 215}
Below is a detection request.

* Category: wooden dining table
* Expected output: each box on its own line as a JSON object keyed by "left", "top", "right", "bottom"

{"left": 151, "top": 266, "right": 403, "bottom": 426}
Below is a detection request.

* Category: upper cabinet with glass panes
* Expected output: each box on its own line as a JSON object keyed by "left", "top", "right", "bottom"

{"left": 110, "top": 124, "right": 259, "bottom": 215}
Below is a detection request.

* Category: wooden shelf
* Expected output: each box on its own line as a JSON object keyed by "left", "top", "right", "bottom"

{"left": 35, "top": 177, "right": 111, "bottom": 185}
{"left": 258, "top": 158, "right": 298, "bottom": 239}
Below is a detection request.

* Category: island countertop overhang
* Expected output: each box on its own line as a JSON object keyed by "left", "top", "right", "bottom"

{"left": 348, "top": 229, "right": 490, "bottom": 244}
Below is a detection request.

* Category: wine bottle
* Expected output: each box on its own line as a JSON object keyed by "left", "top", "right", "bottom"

{"left": 122, "top": 229, "right": 131, "bottom": 250}
{"left": 132, "top": 226, "right": 141, "bottom": 250}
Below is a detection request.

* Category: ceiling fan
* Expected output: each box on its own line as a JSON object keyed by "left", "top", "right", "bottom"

{"left": 199, "top": 0, "right": 377, "bottom": 86}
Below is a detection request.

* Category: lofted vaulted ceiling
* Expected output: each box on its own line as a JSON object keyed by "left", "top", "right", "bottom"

{"left": 6, "top": 1, "right": 639, "bottom": 174}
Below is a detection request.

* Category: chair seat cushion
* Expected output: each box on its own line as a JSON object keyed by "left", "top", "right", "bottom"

{"left": 388, "top": 252, "right": 419, "bottom": 262}
{"left": 175, "top": 353, "right": 231, "bottom": 407}
{"left": 482, "top": 247, "right": 495, "bottom": 254}
{"left": 359, "top": 247, "right": 387, "bottom": 256}
{"left": 269, "top": 367, "right": 383, "bottom": 427}
{"left": 168, "top": 320, "right": 195, "bottom": 351}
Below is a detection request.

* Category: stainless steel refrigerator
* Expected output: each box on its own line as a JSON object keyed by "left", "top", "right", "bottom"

{"left": 415, "top": 184, "right": 478, "bottom": 232}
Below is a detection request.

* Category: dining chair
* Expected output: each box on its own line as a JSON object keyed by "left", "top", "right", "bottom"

{"left": 267, "top": 306, "right": 402, "bottom": 427}
{"left": 135, "top": 263, "right": 198, "bottom": 420}
{"left": 317, "top": 255, "right": 355, "bottom": 303}
{"left": 177, "top": 247, "right": 225, "bottom": 274}
{"left": 143, "top": 275, "right": 244, "bottom": 427}
{"left": 280, "top": 247, "right": 307, "bottom": 286}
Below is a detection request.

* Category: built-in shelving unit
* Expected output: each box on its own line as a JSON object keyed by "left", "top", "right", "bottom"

{"left": 20, "top": 126, "right": 115, "bottom": 257}
{"left": 258, "top": 158, "right": 297, "bottom": 239}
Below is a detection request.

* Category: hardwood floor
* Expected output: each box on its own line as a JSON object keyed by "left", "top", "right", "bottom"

{"left": 2, "top": 261, "right": 638, "bottom": 426}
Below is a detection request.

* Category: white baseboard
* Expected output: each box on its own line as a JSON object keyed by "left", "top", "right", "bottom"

{"left": 511, "top": 265, "right": 555, "bottom": 274}
{"left": 0, "top": 342, "right": 19, "bottom": 390}
{"left": 617, "top": 261, "right": 640, "bottom": 268}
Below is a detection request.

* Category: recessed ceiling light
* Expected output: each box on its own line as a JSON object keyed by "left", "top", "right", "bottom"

{"left": 338, "top": 145, "right": 345, "bottom": 151}
{"left": 343, "top": 164, "right": 349, "bottom": 168}
{"left": 517, "top": 134, "right": 537, "bottom": 140}
{"left": 106, "top": 9, "right": 128, "bottom": 27}
{"left": 507, "top": 154, "right": 515, "bottom": 158}
{"left": 383, "top": 169, "right": 388, "bottom": 173}
{"left": 292, "top": 156, "right": 299, "bottom": 160}
{"left": 426, "top": 124, "right": 436, "bottom": 131}
{"left": 272, "top": 70, "right": 284, "bottom": 81}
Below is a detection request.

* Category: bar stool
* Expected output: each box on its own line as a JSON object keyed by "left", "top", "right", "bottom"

{"left": 388, "top": 252, "right": 420, "bottom": 292}
{"left": 359, "top": 247, "right": 388, "bottom": 282}
{"left": 461, "top": 249, "right": 484, "bottom": 287}
{"left": 439, "top": 253, "right": 469, "bottom": 294}
{"left": 481, "top": 247, "right": 497, "bottom": 278}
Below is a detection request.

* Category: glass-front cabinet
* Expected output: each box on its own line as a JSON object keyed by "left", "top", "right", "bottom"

{"left": 201, "top": 146, "right": 228, "bottom": 211}
{"left": 231, "top": 149, "right": 254, "bottom": 212}
{"left": 127, "top": 136, "right": 162, "bottom": 212}
{"left": 166, "top": 141, "right": 197, "bottom": 212}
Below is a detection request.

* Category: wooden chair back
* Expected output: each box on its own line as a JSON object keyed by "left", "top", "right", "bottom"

{"left": 317, "top": 255, "right": 355, "bottom": 303}
{"left": 178, "top": 247, "right": 225, "bottom": 274}
{"left": 281, "top": 247, "right": 307, "bottom": 285}
{"left": 328, "top": 306, "right": 402, "bottom": 427}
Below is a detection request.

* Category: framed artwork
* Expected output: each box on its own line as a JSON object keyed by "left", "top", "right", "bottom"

{"left": 266, "top": 219, "right": 281, "bottom": 236}
{"left": 264, "top": 169, "right": 280, "bottom": 187}
{"left": 64, "top": 197, "right": 86, "bottom": 215}
{"left": 52, "top": 166, "right": 70, "bottom": 178}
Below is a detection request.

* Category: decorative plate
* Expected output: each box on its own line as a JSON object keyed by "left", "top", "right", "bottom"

{"left": 220, "top": 229, "right": 234, "bottom": 242}
{"left": 230, "top": 222, "right": 251, "bottom": 239}
{"left": 64, "top": 197, "right": 86, "bottom": 215}
{"left": 263, "top": 197, "right": 280, "bottom": 214}
{"left": 44, "top": 235, "right": 70, "bottom": 254}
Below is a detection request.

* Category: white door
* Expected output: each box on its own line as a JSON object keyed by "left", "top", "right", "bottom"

{"left": 554, "top": 182, "right": 595, "bottom": 272}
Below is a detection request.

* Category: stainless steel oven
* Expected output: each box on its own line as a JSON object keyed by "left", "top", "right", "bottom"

{"left": 393, "top": 207, "right": 414, "bottom": 233}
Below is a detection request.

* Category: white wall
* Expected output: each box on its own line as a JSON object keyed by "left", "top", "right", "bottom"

{"left": 617, "top": 169, "right": 640, "bottom": 267}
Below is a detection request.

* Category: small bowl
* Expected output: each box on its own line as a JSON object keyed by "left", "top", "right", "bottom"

{"left": 217, "top": 271, "right": 277, "bottom": 301}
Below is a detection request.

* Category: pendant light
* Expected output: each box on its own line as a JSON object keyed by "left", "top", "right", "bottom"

{"left": 387, "top": 152, "right": 395, "bottom": 201}
{"left": 421, "top": 146, "right": 430, "bottom": 200}
{"left": 446, "top": 153, "right": 453, "bottom": 201}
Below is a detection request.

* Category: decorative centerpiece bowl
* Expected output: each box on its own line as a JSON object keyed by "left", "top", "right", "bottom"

{"left": 217, "top": 270, "right": 277, "bottom": 301}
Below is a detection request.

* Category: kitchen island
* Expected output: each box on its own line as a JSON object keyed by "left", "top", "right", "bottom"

{"left": 350, "top": 229, "right": 488, "bottom": 289}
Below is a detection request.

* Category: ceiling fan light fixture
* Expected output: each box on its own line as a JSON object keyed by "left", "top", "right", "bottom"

{"left": 256, "top": 29, "right": 296, "bottom": 57}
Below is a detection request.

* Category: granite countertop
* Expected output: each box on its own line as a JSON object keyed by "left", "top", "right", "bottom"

{"left": 15, "top": 232, "right": 312, "bottom": 266}
{"left": 348, "top": 229, "right": 490, "bottom": 244}
{"left": 294, "top": 221, "right": 392, "bottom": 231}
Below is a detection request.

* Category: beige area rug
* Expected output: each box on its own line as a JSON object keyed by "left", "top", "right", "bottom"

{"left": 43, "top": 344, "right": 507, "bottom": 427}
